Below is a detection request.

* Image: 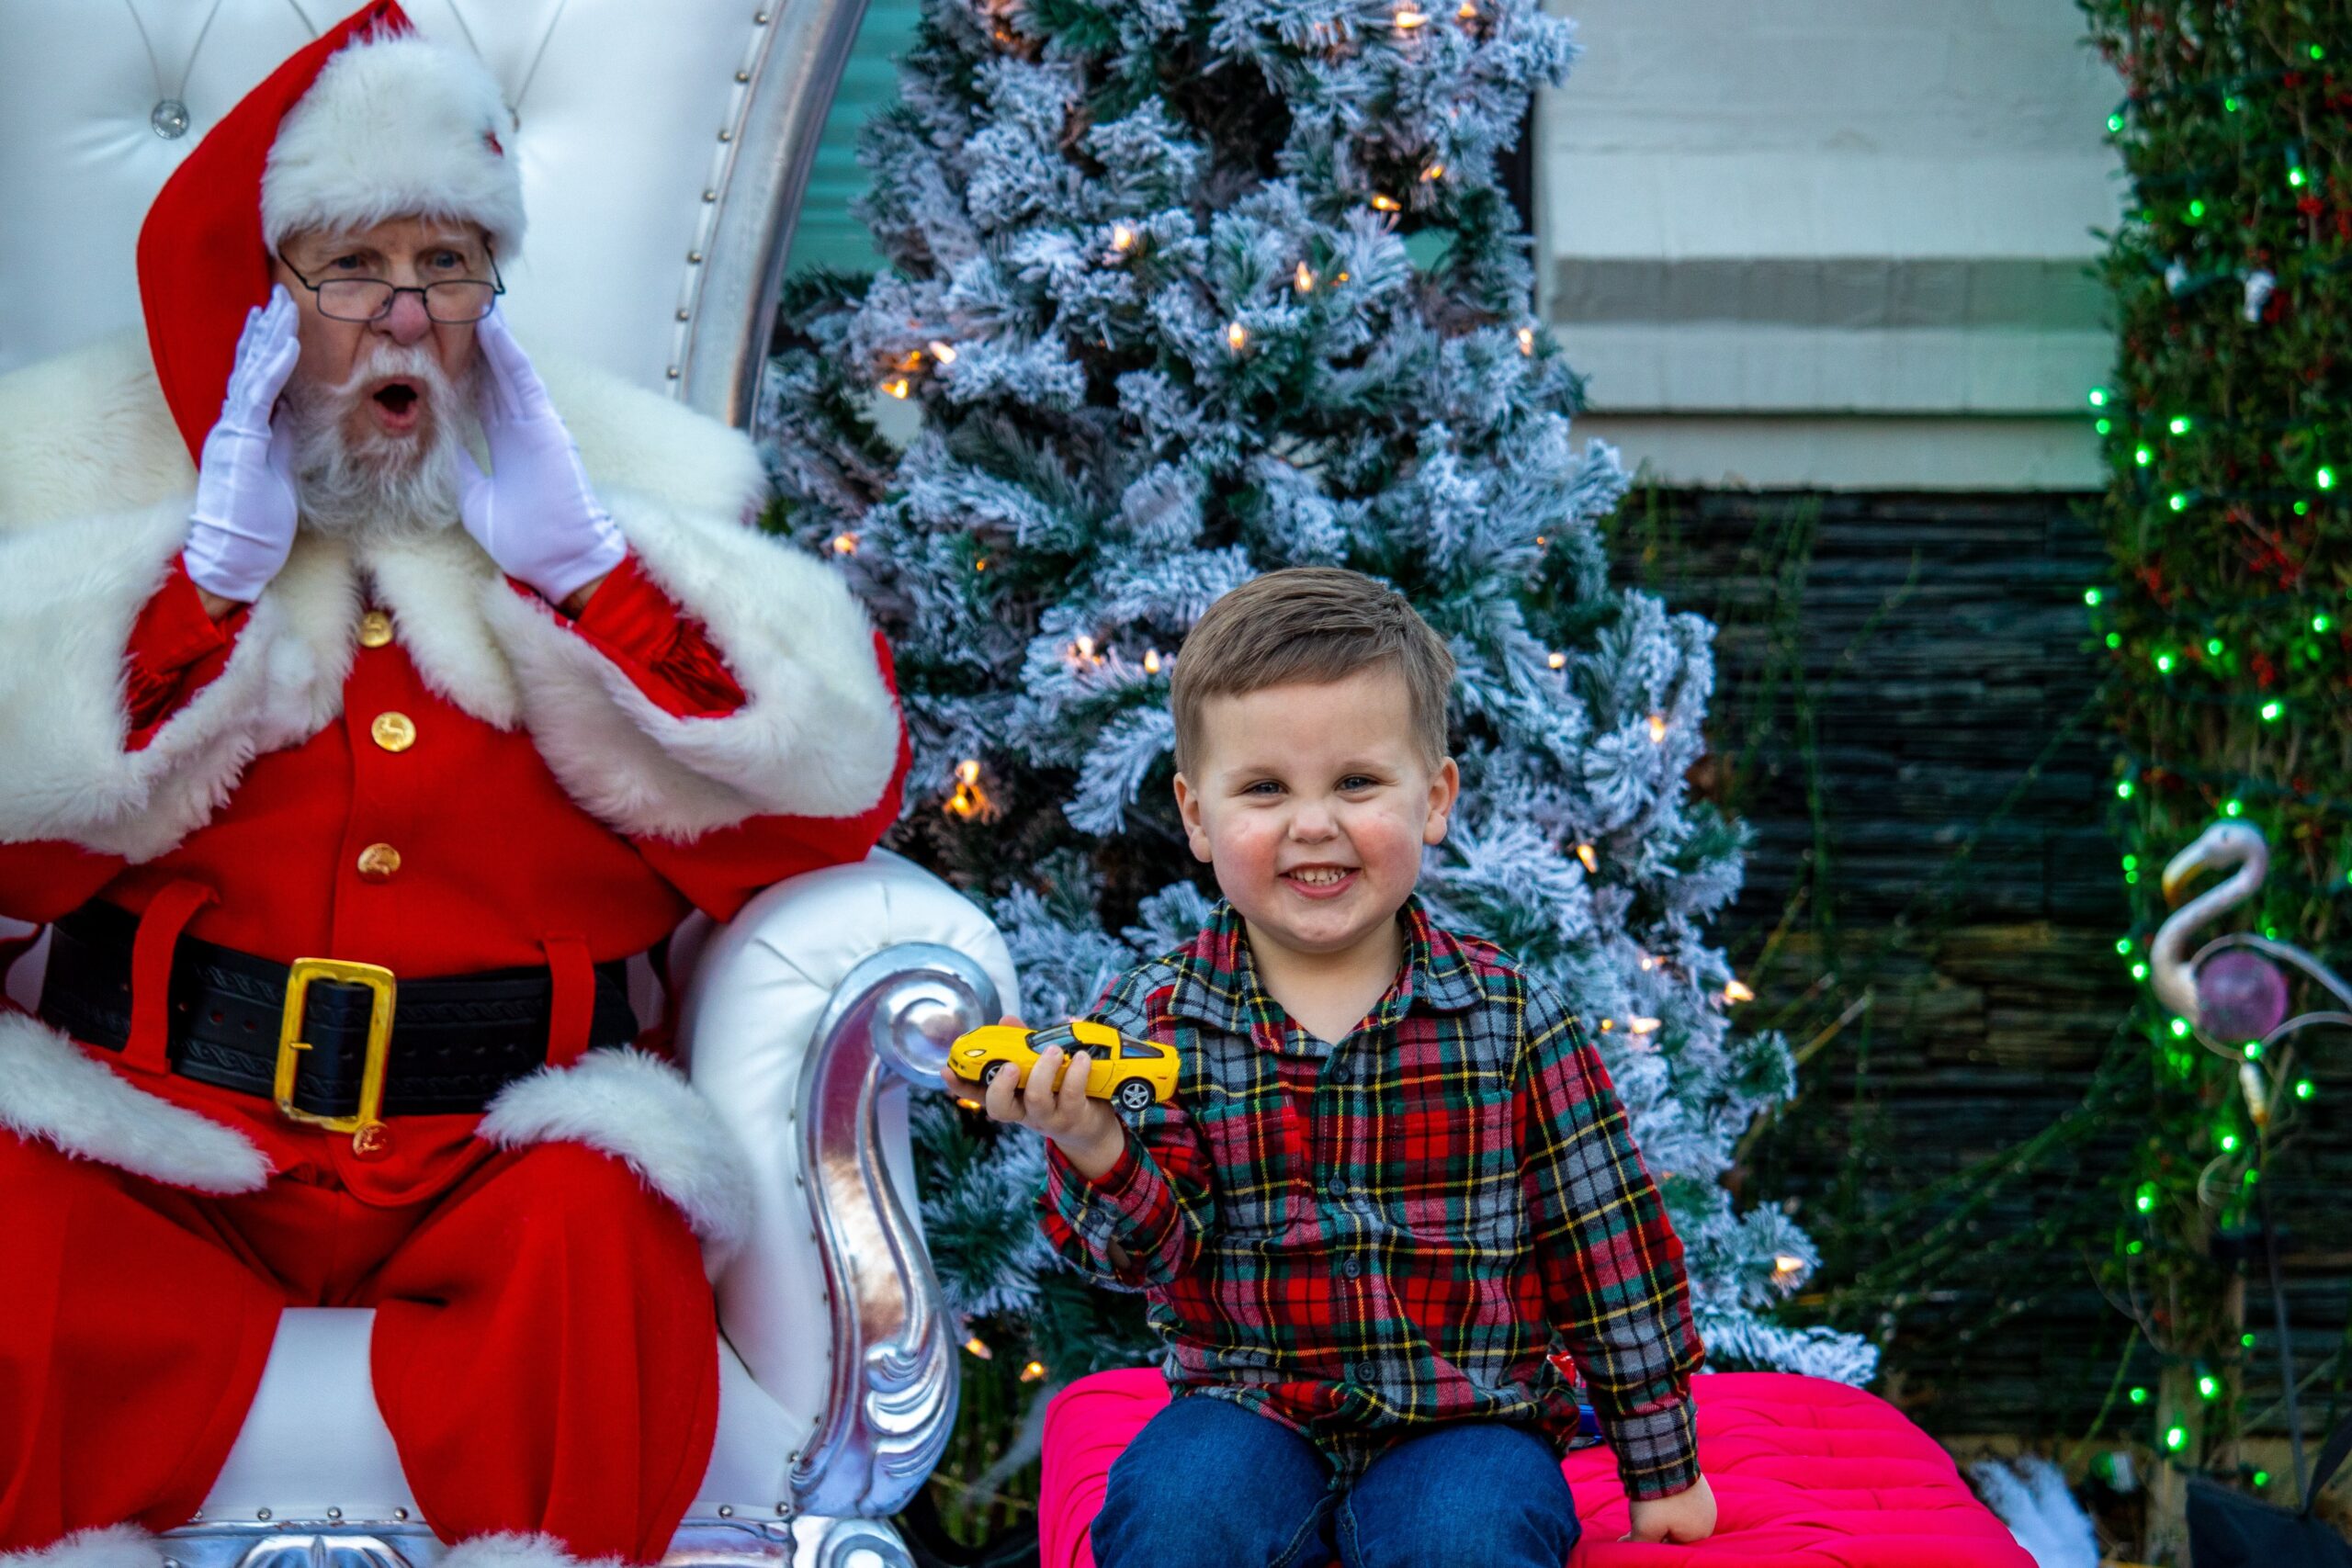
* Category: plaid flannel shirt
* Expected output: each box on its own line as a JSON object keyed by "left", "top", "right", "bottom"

{"left": 1042, "top": 897, "right": 1704, "bottom": 1499}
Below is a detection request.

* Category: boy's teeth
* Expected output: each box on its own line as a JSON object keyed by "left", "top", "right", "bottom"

{"left": 1291, "top": 868, "right": 1347, "bottom": 886}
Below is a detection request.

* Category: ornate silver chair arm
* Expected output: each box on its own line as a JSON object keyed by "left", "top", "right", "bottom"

{"left": 676, "top": 850, "right": 1017, "bottom": 1522}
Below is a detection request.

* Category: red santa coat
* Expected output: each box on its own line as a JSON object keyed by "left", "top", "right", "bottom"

{"left": 0, "top": 329, "right": 909, "bottom": 1227}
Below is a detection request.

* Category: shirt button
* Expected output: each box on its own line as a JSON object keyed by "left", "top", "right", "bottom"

{"left": 351, "top": 1122, "right": 393, "bottom": 1160}
{"left": 1330, "top": 1064, "right": 1351, "bottom": 1084}
{"left": 1342, "top": 1256, "right": 1363, "bottom": 1280}
{"left": 1326, "top": 1178, "right": 1347, "bottom": 1200}
{"left": 371, "top": 711, "right": 417, "bottom": 752}
{"left": 1354, "top": 1360, "right": 1378, "bottom": 1383}
{"left": 356, "top": 842, "right": 402, "bottom": 881}
{"left": 358, "top": 610, "right": 394, "bottom": 648}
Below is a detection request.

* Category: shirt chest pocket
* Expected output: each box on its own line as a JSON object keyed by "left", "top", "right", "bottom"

{"left": 1381, "top": 1060, "right": 1521, "bottom": 1251}
{"left": 1196, "top": 1084, "right": 1309, "bottom": 1241}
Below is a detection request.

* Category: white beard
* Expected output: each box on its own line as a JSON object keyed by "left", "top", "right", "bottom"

{"left": 280, "top": 345, "right": 481, "bottom": 545}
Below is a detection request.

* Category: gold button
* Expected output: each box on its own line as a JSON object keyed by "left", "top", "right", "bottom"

{"left": 356, "top": 842, "right": 401, "bottom": 881}
{"left": 358, "top": 610, "right": 394, "bottom": 648}
{"left": 351, "top": 1122, "right": 393, "bottom": 1158}
{"left": 371, "top": 712, "right": 416, "bottom": 752}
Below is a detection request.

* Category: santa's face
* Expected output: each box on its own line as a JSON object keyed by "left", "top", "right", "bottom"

{"left": 271, "top": 215, "right": 487, "bottom": 450}
{"left": 270, "top": 216, "right": 490, "bottom": 539}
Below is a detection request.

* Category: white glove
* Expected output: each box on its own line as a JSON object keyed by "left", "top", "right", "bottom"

{"left": 456, "top": 308, "right": 627, "bottom": 604}
{"left": 183, "top": 287, "right": 301, "bottom": 604}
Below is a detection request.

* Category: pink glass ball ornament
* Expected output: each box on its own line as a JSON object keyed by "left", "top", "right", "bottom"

{"left": 2195, "top": 947, "right": 2290, "bottom": 1045}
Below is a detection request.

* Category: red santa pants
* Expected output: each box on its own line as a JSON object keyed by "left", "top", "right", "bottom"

{"left": 0, "top": 1130, "right": 718, "bottom": 1564}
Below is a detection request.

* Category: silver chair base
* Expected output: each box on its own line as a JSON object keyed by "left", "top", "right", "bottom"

{"left": 157, "top": 1516, "right": 910, "bottom": 1568}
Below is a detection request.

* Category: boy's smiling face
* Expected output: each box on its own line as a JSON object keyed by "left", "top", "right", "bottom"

{"left": 1174, "top": 665, "right": 1460, "bottom": 975}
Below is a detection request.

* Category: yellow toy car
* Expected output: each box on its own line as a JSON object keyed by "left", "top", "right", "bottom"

{"left": 947, "top": 1020, "right": 1178, "bottom": 1113}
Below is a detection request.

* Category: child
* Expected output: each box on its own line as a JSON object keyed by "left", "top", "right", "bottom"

{"left": 965, "top": 568, "right": 1714, "bottom": 1566}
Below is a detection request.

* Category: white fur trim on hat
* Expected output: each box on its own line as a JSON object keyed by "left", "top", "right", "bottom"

{"left": 262, "top": 33, "right": 525, "bottom": 259}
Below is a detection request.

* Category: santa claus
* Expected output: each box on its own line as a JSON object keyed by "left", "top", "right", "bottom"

{"left": 0, "top": 6, "right": 907, "bottom": 1568}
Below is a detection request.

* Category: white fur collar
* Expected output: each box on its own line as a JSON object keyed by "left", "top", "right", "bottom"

{"left": 0, "top": 332, "right": 900, "bottom": 857}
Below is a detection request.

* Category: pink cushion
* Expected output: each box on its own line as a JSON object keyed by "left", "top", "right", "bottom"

{"left": 1037, "top": 1369, "right": 2033, "bottom": 1568}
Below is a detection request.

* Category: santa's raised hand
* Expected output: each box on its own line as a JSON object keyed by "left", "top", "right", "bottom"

{"left": 183, "top": 286, "right": 302, "bottom": 604}
{"left": 455, "top": 306, "right": 626, "bottom": 605}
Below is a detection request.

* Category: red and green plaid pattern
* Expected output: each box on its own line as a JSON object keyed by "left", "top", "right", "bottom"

{"left": 1043, "top": 897, "right": 1704, "bottom": 1499}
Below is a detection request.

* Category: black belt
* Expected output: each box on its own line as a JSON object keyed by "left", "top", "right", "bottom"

{"left": 39, "top": 902, "right": 639, "bottom": 1122}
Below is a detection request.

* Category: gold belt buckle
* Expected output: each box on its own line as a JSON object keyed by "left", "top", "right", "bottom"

{"left": 275, "top": 957, "right": 397, "bottom": 1135}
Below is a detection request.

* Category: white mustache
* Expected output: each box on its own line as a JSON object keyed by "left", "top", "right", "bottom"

{"left": 280, "top": 344, "right": 481, "bottom": 542}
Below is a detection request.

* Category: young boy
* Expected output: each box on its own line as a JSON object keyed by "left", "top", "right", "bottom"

{"left": 967, "top": 568, "right": 1715, "bottom": 1566}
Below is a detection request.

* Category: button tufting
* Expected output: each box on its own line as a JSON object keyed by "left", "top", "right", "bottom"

{"left": 151, "top": 99, "right": 189, "bottom": 139}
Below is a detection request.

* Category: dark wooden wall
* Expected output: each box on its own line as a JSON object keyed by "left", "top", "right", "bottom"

{"left": 1617, "top": 488, "right": 2154, "bottom": 1436}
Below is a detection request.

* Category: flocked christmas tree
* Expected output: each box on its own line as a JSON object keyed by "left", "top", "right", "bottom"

{"left": 763, "top": 0, "right": 1878, "bottom": 1494}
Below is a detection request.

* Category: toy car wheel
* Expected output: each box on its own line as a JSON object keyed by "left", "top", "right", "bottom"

{"left": 981, "top": 1061, "right": 1011, "bottom": 1089}
{"left": 1114, "top": 1078, "right": 1155, "bottom": 1113}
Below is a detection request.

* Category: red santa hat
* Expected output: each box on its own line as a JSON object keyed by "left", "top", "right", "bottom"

{"left": 138, "top": 1, "right": 525, "bottom": 463}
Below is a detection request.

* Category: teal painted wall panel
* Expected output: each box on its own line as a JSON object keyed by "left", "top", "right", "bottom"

{"left": 786, "top": 0, "right": 924, "bottom": 276}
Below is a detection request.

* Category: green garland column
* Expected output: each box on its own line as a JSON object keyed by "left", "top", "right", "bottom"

{"left": 2078, "top": 1, "right": 2346, "bottom": 1556}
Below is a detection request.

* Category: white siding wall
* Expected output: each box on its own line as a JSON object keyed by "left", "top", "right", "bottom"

{"left": 1537, "top": 0, "right": 2124, "bottom": 490}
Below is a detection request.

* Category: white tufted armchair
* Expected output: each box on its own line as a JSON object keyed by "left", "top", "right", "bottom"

{"left": 0, "top": 6, "right": 1004, "bottom": 1568}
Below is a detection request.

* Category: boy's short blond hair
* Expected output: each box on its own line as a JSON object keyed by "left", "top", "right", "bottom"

{"left": 1170, "top": 568, "right": 1456, "bottom": 774}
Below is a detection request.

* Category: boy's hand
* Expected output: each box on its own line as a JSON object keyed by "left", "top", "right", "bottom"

{"left": 1622, "top": 1472, "right": 1715, "bottom": 1544}
{"left": 939, "top": 1015, "right": 1127, "bottom": 1180}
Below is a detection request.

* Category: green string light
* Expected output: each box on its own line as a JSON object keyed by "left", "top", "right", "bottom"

{"left": 2199, "top": 1374, "right": 2220, "bottom": 1399}
{"left": 2206, "top": 637, "right": 2225, "bottom": 657}
{"left": 2242, "top": 1332, "right": 2256, "bottom": 1348}
{"left": 2314, "top": 614, "right": 2334, "bottom": 634}
{"left": 2169, "top": 492, "right": 2190, "bottom": 513}
{"left": 2086, "top": 587, "right": 2104, "bottom": 606}
{"left": 2137, "top": 445, "right": 2155, "bottom": 466}
{"left": 2155, "top": 652, "right": 2177, "bottom": 673}
{"left": 2108, "top": 111, "right": 2126, "bottom": 133}
{"left": 2170, "top": 415, "right": 2193, "bottom": 434}
{"left": 2319, "top": 467, "right": 2337, "bottom": 491}
{"left": 2166, "top": 1425, "right": 2188, "bottom": 1450}
{"left": 2131, "top": 1385, "right": 2151, "bottom": 1404}
{"left": 2169, "top": 1018, "right": 2191, "bottom": 1039}
{"left": 2262, "top": 700, "right": 2283, "bottom": 722}
{"left": 2188, "top": 199, "right": 2208, "bottom": 221}
{"left": 2107, "top": 632, "right": 2123, "bottom": 649}
{"left": 2088, "top": 388, "right": 2110, "bottom": 409}
{"left": 2221, "top": 1133, "right": 2240, "bottom": 1152}
{"left": 2224, "top": 797, "right": 2245, "bottom": 818}
{"left": 2132, "top": 962, "right": 2149, "bottom": 980}
{"left": 2119, "top": 778, "right": 2138, "bottom": 798}
{"left": 2296, "top": 1078, "right": 2315, "bottom": 1100}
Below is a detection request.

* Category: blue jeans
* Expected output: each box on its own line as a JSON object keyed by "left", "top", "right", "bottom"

{"left": 1090, "top": 1395, "right": 1581, "bottom": 1568}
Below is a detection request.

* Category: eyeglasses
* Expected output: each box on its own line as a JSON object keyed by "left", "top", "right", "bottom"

{"left": 277, "top": 248, "right": 506, "bottom": 324}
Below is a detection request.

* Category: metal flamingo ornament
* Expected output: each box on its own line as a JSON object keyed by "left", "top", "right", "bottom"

{"left": 2149, "top": 819, "right": 2352, "bottom": 1509}
{"left": 2150, "top": 820, "right": 2352, "bottom": 1128}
